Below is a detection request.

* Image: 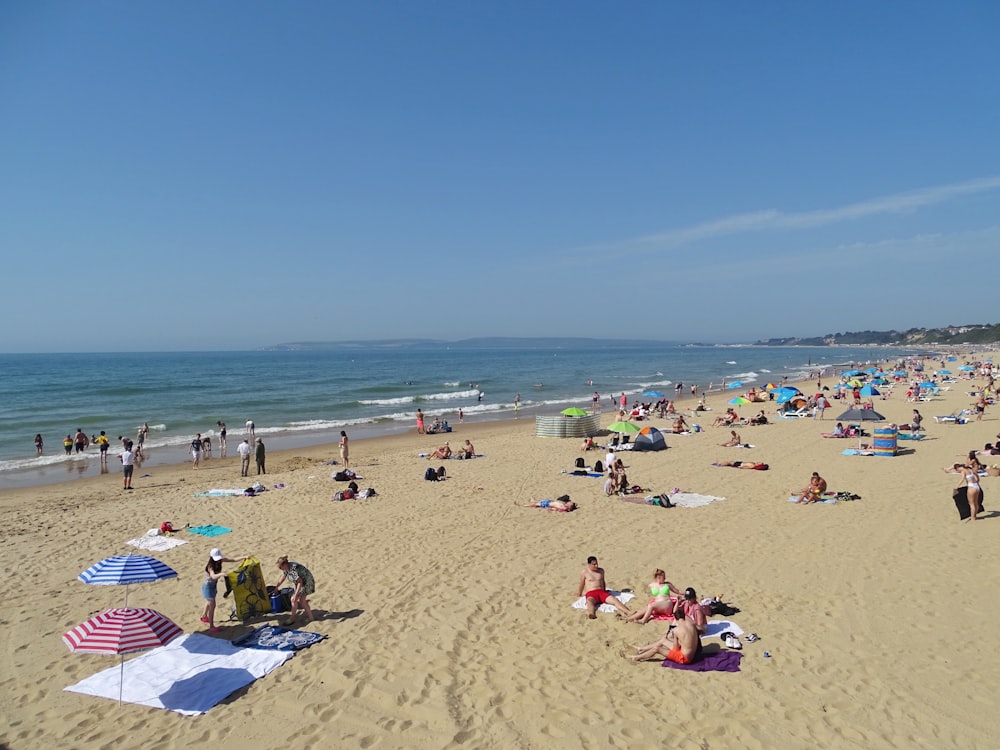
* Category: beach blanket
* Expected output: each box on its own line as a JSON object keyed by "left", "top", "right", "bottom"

{"left": 787, "top": 493, "right": 838, "bottom": 505}
{"left": 571, "top": 590, "right": 636, "bottom": 614}
{"left": 194, "top": 489, "right": 247, "bottom": 497}
{"left": 661, "top": 650, "right": 743, "bottom": 673}
{"left": 126, "top": 534, "right": 188, "bottom": 552}
{"left": 841, "top": 449, "right": 875, "bottom": 456}
{"left": 232, "top": 625, "right": 326, "bottom": 652}
{"left": 565, "top": 471, "right": 604, "bottom": 478}
{"left": 187, "top": 524, "right": 232, "bottom": 537}
{"left": 669, "top": 493, "right": 725, "bottom": 509}
{"left": 64, "top": 633, "right": 292, "bottom": 715}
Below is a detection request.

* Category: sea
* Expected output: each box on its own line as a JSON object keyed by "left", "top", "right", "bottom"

{"left": 0, "top": 343, "right": 934, "bottom": 489}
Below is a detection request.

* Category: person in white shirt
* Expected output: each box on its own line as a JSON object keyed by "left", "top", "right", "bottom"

{"left": 237, "top": 438, "right": 252, "bottom": 477}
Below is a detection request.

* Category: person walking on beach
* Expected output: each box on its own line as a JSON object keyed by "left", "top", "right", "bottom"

{"left": 245, "top": 419, "right": 255, "bottom": 441}
{"left": 237, "top": 438, "right": 252, "bottom": 477}
{"left": 911, "top": 409, "right": 923, "bottom": 433}
{"left": 73, "top": 428, "right": 88, "bottom": 454}
{"left": 593, "top": 391, "right": 600, "bottom": 412}
{"left": 119, "top": 443, "right": 134, "bottom": 489}
{"left": 255, "top": 438, "right": 266, "bottom": 475}
{"left": 339, "top": 431, "right": 349, "bottom": 469}
{"left": 416, "top": 408, "right": 425, "bottom": 434}
{"left": 272, "top": 556, "right": 315, "bottom": 624}
{"left": 34, "top": 434, "right": 43, "bottom": 455}
{"left": 217, "top": 421, "right": 227, "bottom": 456}
{"left": 191, "top": 434, "right": 203, "bottom": 469}
{"left": 578, "top": 556, "right": 633, "bottom": 620}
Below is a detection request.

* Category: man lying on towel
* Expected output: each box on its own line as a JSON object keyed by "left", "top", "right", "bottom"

{"left": 623, "top": 605, "right": 703, "bottom": 664}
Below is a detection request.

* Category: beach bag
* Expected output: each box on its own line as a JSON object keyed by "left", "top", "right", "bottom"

{"left": 358, "top": 487, "right": 378, "bottom": 499}
{"left": 436, "top": 466, "right": 447, "bottom": 480}
{"left": 424, "top": 467, "right": 438, "bottom": 481}
{"left": 333, "top": 491, "right": 347, "bottom": 501}
{"left": 334, "top": 471, "right": 351, "bottom": 482}
{"left": 225, "top": 557, "right": 268, "bottom": 621}
{"left": 348, "top": 481, "right": 359, "bottom": 493}
{"left": 593, "top": 460, "right": 604, "bottom": 473}
{"left": 575, "top": 457, "right": 586, "bottom": 469}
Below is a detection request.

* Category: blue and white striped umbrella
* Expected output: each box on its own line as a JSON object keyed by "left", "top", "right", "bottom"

{"left": 79, "top": 554, "right": 178, "bottom": 606}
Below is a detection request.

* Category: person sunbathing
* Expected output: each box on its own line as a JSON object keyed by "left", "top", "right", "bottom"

{"left": 749, "top": 411, "right": 768, "bottom": 425}
{"left": 459, "top": 439, "right": 475, "bottom": 459}
{"left": 712, "top": 409, "right": 736, "bottom": 427}
{"left": 623, "top": 605, "right": 702, "bottom": 664}
{"left": 712, "top": 460, "right": 769, "bottom": 470}
{"left": 796, "top": 471, "right": 827, "bottom": 503}
{"left": 671, "top": 416, "right": 688, "bottom": 433}
{"left": 521, "top": 497, "right": 576, "bottom": 512}
{"left": 720, "top": 430, "right": 742, "bottom": 447}
{"left": 429, "top": 442, "right": 452, "bottom": 460}
{"left": 625, "top": 569, "right": 682, "bottom": 624}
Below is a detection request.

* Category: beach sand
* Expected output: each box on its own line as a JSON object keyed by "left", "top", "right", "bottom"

{"left": 2, "top": 359, "right": 999, "bottom": 749}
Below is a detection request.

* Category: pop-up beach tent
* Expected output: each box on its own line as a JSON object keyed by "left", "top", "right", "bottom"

{"left": 633, "top": 426, "right": 667, "bottom": 452}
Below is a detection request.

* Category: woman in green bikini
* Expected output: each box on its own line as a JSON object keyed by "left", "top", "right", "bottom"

{"left": 625, "top": 569, "right": 683, "bottom": 624}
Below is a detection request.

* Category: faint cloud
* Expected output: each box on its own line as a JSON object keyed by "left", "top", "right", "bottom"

{"left": 607, "top": 175, "right": 1000, "bottom": 253}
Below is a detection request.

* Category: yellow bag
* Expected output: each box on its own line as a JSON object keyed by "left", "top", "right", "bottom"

{"left": 225, "top": 557, "right": 268, "bottom": 621}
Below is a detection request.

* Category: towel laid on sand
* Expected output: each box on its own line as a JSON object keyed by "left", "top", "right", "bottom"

{"left": 126, "top": 534, "right": 188, "bottom": 552}
{"left": 787, "top": 493, "right": 838, "bottom": 505}
{"left": 662, "top": 650, "right": 743, "bottom": 672}
{"left": 65, "top": 633, "right": 292, "bottom": 715}
{"left": 669, "top": 493, "right": 725, "bottom": 509}
{"left": 187, "top": 524, "right": 232, "bottom": 537}
{"left": 571, "top": 590, "right": 636, "bottom": 614}
{"left": 194, "top": 489, "right": 247, "bottom": 497}
{"left": 702, "top": 620, "right": 744, "bottom": 639}
{"left": 233, "top": 625, "right": 326, "bottom": 652}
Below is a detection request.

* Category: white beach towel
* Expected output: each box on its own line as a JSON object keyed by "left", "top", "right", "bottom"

{"left": 571, "top": 590, "right": 636, "bottom": 614}
{"left": 195, "top": 488, "right": 247, "bottom": 497}
{"left": 65, "top": 633, "right": 292, "bottom": 715}
{"left": 669, "top": 493, "right": 725, "bottom": 508}
{"left": 126, "top": 534, "right": 188, "bottom": 552}
{"left": 702, "top": 620, "right": 744, "bottom": 640}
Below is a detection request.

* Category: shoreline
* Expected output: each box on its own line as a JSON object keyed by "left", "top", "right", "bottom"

{"left": 2, "top": 352, "right": 998, "bottom": 748}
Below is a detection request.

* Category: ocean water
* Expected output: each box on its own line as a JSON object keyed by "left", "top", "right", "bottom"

{"left": 0, "top": 344, "right": 926, "bottom": 488}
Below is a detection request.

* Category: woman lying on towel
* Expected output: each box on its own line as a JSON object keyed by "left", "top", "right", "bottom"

{"left": 625, "top": 569, "right": 682, "bottom": 624}
{"left": 712, "top": 460, "right": 769, "bottom": 470}
{"left": 521, "top": 496, "right": 576, "bottom": 512}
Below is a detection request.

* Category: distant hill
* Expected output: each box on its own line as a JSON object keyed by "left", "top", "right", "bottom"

{"left": 265, "top": 337, "right": 683, "bottom": 351}
{"left": 755, "top": 323, "right": 1000, "bottom": 347}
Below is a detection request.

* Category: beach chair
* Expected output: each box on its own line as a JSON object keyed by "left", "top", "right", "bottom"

{"left": 779, "top": 406, "right": 810, "bottom": 418}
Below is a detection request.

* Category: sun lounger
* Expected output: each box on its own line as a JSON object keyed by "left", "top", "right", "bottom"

{"left": 778, "top": 408, "right": 810, "bottom": 418}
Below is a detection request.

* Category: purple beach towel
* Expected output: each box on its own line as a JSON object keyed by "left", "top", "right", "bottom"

{"left": 662, "top": 650, "right": 743, "bottom": 672}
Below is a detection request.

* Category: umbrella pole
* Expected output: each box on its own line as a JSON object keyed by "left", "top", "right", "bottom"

{"left": 119, "top": 655, "right": 124, "bottom": 705}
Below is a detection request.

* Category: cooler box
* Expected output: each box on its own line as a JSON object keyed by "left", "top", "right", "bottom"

{"left": 225, "top": 557, "right": 269, "bottom": 620}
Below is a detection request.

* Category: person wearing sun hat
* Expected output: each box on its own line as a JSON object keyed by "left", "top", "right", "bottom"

{"left": 200, "top": 548, "right": 243, "bottom": 632}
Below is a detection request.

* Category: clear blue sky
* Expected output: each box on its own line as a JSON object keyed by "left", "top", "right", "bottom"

{"left": 2, "top": 2, "right": 998, "bottom": 352}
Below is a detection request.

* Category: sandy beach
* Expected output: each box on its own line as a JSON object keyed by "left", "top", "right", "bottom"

{"left": 2, "top": 356, "right": 999, "bottom": 750}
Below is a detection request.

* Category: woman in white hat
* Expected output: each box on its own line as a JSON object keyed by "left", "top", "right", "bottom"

{"left": 200, "top": 548, "right": 242, "bottom": 632}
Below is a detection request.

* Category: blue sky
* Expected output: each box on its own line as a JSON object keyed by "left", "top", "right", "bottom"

{"left": 2, "top": 2, "right": 998, "bottom": 352}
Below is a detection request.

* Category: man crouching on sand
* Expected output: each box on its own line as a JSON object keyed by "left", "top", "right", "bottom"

{"left": 624, "top": 604, "right": 703, "bottom": 663}
{"left": 578, "top": 556, "right": 633, "bottom": 620}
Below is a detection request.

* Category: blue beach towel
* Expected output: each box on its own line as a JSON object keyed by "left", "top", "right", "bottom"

{"left": 187, "top": 524, "right": 232, "bottom": 537}
{"left": 233, "top": 625, "right": 326, "bottom": 651}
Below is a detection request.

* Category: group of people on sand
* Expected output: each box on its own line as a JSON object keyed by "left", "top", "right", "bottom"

{"left": 428, "top": 439, "right": 476, "bottom": 460}
{"left": 577, "top": 557, "right": 709, "bottom": 665}
{"left": 200, "top": 550, "right": 315, "bottom": 631}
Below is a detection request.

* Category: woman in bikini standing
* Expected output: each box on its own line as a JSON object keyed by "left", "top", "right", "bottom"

{"left": 958, "top": 462, "right": 983, "bottom": 521}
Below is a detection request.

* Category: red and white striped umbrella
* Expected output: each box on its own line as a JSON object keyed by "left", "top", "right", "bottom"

{"left": 64, "top": 607, "right": 183, "bottom": 704}
{"left": 63, "top": 607, "right": 182, "bottom": 655}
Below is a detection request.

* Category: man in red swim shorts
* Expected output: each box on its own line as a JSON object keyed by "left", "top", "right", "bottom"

{"left": 578, "top": 556, "right": 634, "bottom": 620}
